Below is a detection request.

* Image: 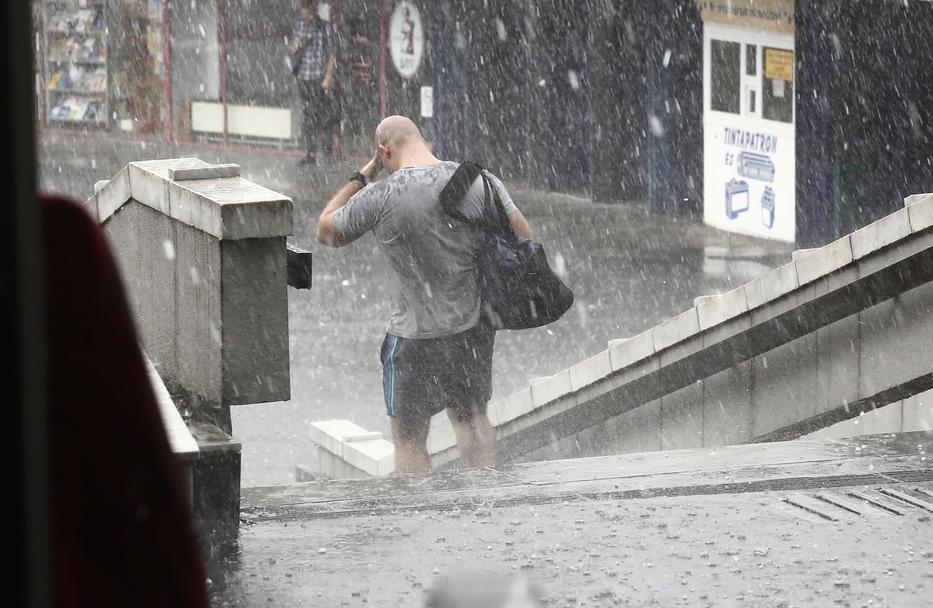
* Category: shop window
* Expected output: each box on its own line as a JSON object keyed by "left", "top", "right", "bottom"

{"left": 762, "top": 47, "right": 794, "bottom": 123}
{"left": 711, "top": 39, "right": 740, "bottom": 114}
{"left": 746, "top": 44, "right": 757, "bottom": 76}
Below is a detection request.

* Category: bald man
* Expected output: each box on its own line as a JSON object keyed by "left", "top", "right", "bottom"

{"left": 317, "top": 116, "right": 532, "bottom": 473}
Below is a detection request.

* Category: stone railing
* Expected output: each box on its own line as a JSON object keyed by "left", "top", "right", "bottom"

{"left": 87, "top": 158, "right": 305, "bottom": 536}
{"left": 425, "top": 192, "right": 933, "bottom": 467}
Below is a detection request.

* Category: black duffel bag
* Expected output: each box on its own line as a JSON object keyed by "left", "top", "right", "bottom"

{"left": 440, "top": 161, "right": 574, "bottom": 330}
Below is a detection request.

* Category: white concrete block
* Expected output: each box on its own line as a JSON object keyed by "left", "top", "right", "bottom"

{"left": 850, "top": 207, "right": 911, "bottom": 260}
{"left": 309, "top": 419, "right": 366, "bottom": 457}
{"left": 169, "top": 164, "right": 241, "bottom": 181}
{"left": 127, "top": 162, "right": 171, "bottom": 217}
{"left": 97, "top": 166, "right": 133, "bottom": 222}
{"left": 83, "top": 193, "right": 101, "bottom": 223}
{"left": 342, "top": 438, "right": 395, "bottom": 477}
{"left": 343, "top": 431, "right": 383, "bottom": 442}
{"left": 791, "top": 248, "right": 818, "bottom": 261}
{"left": 94, "top": 179, "right": 110, "bottom": 194}
{"left": 745, "top": 261, "right": 799, "bottom": 310}
{"left": 697, "top": 286, "right": 748, "bottom": 331}
{"left": 220, "top": 193, "right": 294, "bottom": 240}
{"left": 530, "top": 370, "right": 572, "bottom": 408}
{"left": 499, "top": 388, "right": 535, "bottom": 424}
{"left": 795, "top": 235, "right": 853, "bottom": 286}
{"left": 486, "top": 398, "right": 506, "bottom": 426}
{"left": 507, "top": 387, "right": 535, "bottom": 420}
{"left": 170, "top": 183, "right": 223, "bottom": 238}
{"left": 904, "top": 193, "right": 932, "bottom": 207}
{"left": 693, "top": 294, "right": 718, "bottom": 307}
{"left": 907, "top": 193, "right": 933, "bottom": 234}
{"left": 427, "top": 417, "right": 457, "bottom": 454}
{"left": 569, "top": 350, "right": 611, "bottom": 391}
{"left": 608, "top": 331, "right": 655, "bottom": 371}
{"left": 652, "top": 308, "right": 700, "bottom": 352}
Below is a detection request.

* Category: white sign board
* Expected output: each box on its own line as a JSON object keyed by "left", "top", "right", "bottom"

{"left": 704, "top": 118, "right": 795, "bottom": 241}
{"left": 420, "top": 86, "right": 433, "bottom": 118}
{"left": 389, "top": 1, "right": 425, "bottom": 79}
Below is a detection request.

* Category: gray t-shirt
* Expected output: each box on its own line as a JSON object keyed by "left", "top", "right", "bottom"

{"left": 333, "top": 161, "right": 518, "bottom": 339}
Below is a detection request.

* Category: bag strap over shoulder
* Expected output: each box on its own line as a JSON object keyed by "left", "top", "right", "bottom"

{"left": 439, "top": 161, "right": 513, "bottom": 235}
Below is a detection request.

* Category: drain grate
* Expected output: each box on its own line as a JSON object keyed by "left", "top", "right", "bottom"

{"left": 782, "top": 484, "right": 933, "bottom": 521}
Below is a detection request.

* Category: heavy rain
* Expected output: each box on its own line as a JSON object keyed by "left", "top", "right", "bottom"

{"left": 17, "top": 0, "right": 933, "bottom": 606}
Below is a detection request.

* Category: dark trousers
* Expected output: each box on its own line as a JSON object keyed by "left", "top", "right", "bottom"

{"left": 296, "top": 79, "right": 335, "bottom": 160}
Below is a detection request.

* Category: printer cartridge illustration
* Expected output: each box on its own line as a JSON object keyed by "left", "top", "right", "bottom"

{"left": 737, "top": 151, "right": 776, "bottom": 182}
{"left": 761, "top": 185, "right": 775, "bottom": 228}
{"left": 725, "top": 178, "right": 750, "bottom": 219}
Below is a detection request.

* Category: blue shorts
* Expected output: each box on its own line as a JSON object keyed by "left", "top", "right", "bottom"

{"left": 380, "top": 322, "right": 495, "bottom": 421}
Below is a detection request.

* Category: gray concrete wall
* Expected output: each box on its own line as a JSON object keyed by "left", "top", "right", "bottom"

{"left": 107, "top": 199, "right": 225, "bottom": 410}
{"left": 94, "top": 160, "right": 294, "bottom": 433}
{"left": 517, "top": 281, "right": 933, "bottom": 463}
{"left": 220, "top": 237, "right": 289, "bottom": 406}
{"left": 428, "top": 194, "right": 933, "bottom": 469}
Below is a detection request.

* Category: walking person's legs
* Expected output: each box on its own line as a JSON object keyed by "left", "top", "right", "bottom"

{"left": 446, "top": 406, "right": 497, "bottom": 468}
{"left": 390, "top": 416, "right": 432, "bottom": 473}
{"left": 297, "top": 80, "right": 317, "bottom": 163}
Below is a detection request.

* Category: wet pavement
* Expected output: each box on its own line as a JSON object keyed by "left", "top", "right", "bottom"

{"left": 208, "top": 433, "right": 933, "bottom": 607}
{"left": 38, "top": 130, "right": 795, "bottom": 486}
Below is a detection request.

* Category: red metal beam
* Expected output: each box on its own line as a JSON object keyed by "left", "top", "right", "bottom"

{"left": 162, "top": 0, "right": 173, "bottom": 143}
{"left": 219, "top": 0, "right": 228, "bottom": 145}
{"left": 379, "top": 0, "right": 387, "bottom": 119}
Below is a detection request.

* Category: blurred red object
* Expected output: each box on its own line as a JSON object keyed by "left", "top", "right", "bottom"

{"left": 42, "top": 195, "right": 208, "bottom": 608}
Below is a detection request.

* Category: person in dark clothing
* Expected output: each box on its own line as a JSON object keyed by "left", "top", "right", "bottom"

{"left": 43, "top": 195, "right": 208, "bottom": 608}
{"left": 289, "top": 2, "right": 337, "bottom": 166}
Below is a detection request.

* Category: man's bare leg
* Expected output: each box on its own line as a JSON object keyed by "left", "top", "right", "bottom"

{"left": 391, "top": 416, "right": 432, "bottom": 474}
{"left": 446, "top": 407, "right": 497, "bottom": 468}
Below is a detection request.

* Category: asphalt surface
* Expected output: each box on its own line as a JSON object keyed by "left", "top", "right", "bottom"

{"left": 208, "top": 433, "right": 933, "bottom": 607}
{"left": 37, "top": 130, "right": 795, "bottom": 486}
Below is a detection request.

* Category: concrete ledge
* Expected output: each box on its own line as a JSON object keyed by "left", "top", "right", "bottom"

{"left": 143, "top": 352, "right": 199, "bottom": 462}
{"left": 569, "top": 350, "right": 611, "bottom": 391}
{"left": 608, "top": 332, "right": 655, "bottom": 371}
{"left": 907, "top": 193, "right": 933, "bottom": 234}
{"left": 92, "top": 158, "right": 293, "bottom": 240}
{"left": 169, "top": 164, "right": 240, "bottom": 181}
{"left": 652, "top": 308, "right": 700, "bottom": 352}
{"left": 745, "top": 261, "right": 798, "bottom": 310}
{"left": 309, "top": 420, "right": 395, "bottom": 477}
{"left": 850, "top": 207, "right": 911, "bottom": 260}
{"left": 697, "top": 286, "right": 748, "bottom": 331}
{"left": 795, "top": 235, "right": 853, "bottom": 286}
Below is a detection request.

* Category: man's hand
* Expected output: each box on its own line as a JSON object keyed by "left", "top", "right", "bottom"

{"left": 361, "top": 152, "right": 383, "bottom": 181}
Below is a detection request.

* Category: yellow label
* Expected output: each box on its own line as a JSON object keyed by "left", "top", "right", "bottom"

{"left": 764, "top": 48, "right": 794, "bottom": 81}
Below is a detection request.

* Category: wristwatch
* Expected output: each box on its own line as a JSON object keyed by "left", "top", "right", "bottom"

{"left": 349, "top": 171, "right": 368, "bottom": 186}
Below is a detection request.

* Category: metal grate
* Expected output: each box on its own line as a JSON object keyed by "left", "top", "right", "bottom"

{"left": 781, "top": 484, "right": 933, "bottom": 522}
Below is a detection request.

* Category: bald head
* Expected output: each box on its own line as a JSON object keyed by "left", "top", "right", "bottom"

{"left": 375, "top": 115, "right": 423, "bottom": 148}
{"left": 373, "top": 115, "right": 438, "bottom": 173}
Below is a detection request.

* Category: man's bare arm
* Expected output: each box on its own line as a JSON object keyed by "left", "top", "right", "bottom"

{"left": 316, "top": 154, "right": 382, "bottom": 247}
{"left": 508, "top": 209, "right": 533, "bottom": 240}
